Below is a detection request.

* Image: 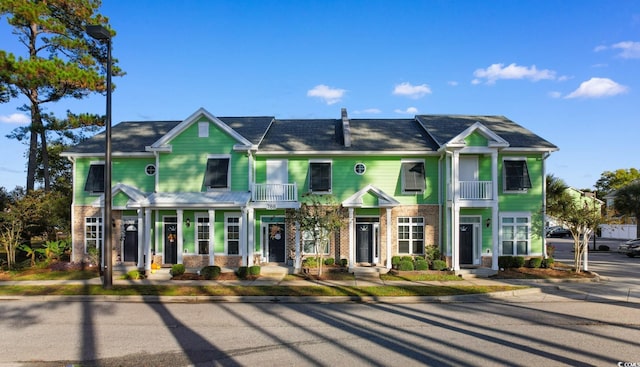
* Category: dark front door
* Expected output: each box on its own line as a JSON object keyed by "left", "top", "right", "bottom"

{"left": 356, "top": 223, "right": 373, "bottom": 263}
{"left": 123, "top": 223, "right": 138, "bottom": 262}
{"left": 459, "top": 224, "right": 474, "bottom": 264}
{"left": 164, "top": 217, "right": 178, "bottom": 265}
{"left": 268, "top": 224, "right": 285, "bottom": 263}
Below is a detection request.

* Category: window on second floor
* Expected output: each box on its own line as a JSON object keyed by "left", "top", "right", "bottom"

{"left": 84, "top": 163, "right": 105, "bottom": 193}
{"left": 204, "top": 156, "right": 230, "bottom": 189}
{"left": 401, "top": 161, "right": 425, "bottom": 193}
{"left": 309, "top": 161, "right": 331, "bottom": 193}
{"left": 503, "top": 159, "right": 532, "bottom": 192}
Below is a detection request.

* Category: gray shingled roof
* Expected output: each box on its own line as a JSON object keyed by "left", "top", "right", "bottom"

{"left": 257, "top": 118, "right": 439, "bottom": 152}
{"left": 218, "top": 116, "right": 273, "bottom": 145}
{"left": 416, "top": 115, "right": 557, "bottom": 150}
{"left": 64, "top": 120, "right": 181, "bottom": 154}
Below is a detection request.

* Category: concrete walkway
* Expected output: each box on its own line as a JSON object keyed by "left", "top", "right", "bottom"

{"left": 1, "top": 266, "right": 639, "bottom": 304}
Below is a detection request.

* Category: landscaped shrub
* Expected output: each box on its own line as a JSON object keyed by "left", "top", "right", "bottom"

{"left": 391, "top": 256, "right": 401, "bottom": 269}
{"left": 401, "top": 256, "right": 413, "bottom": 263}
{"left": 542, "top": 257, "right": 555, "bottom": 268}
{"left": 249, "top": 265, "right": 261, "bottom": 276}
{"left": 125, "top": 269, "right": 143, "bottom": 280}
{"left": 424, "top": 245, "right": 441, "bottom": 264}
{"left": 200, "top": 265, "right": 221, "bottom": 280}
{"left": 432, "top": 260, "right": 447, "bottom": 271}
{"left": 498, "top": 256, "right": 512, "bottom": 269}
{"left": 170, "top": 264, "right": 185, "bottom": 277}
{"left": 527, "top": 257, "right": 543, "bottom": 268}
{"left": 324, "top": 257, "right": 335, "bottom": 266}
{"left": 236, "top": 266, "right": 249, "bottom": 279}
{"left": 303, "top": 257, "right": 318, "bottom": 268}
{"left": 513, "top": 256, "right": 526, "bottom": 268}
{"left": 398, "top": 260, "right": 414, "bottom": 271}
{"left": 598, "top": 245, "right": 610, "bottom": 251}
{"left": 340, "top": 258, "right": 348, "bottom": 267}
{"left": 415, "top": 259, "right": 429, "bottom": 271}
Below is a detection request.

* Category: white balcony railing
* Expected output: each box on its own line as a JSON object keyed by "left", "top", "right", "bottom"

{"left": 252, "top": 183, "right": 298, "bottom": 202}
{"left": 459, "top": 181, "right": 493, "bottom": 200}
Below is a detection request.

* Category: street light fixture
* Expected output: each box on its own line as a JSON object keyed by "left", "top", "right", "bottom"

{"left": 86, "top": 24, "right": 113, "bottom": 289}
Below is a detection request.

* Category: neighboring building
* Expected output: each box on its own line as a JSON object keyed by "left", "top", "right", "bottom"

{"left": 61, "top": 108, "right": 557, "bottom": 273}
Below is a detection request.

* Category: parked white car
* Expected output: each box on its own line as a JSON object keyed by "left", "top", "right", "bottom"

{"left": 617, "top": 238, "right": 640, "bottom": 258}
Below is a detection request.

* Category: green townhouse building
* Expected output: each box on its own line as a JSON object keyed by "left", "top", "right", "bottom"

{"left": 61, "top": 107, "right": 557, "bottom": 274}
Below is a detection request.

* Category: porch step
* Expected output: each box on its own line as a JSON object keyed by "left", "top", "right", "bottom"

{"left": 147, "top": 268, "right": 172, "bottom": 280}
{"left": 456, "top": 268, "right": 497, "bottom": 278}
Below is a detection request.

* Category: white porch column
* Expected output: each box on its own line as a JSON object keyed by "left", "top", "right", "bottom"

{"left": 491, "top": 150, "right": 499, "bottom": 270}
{"left": 452, "top": 203, "right": 460, "bottom": 271}
{"left": 386, "top": 208, "right": 392, "bottom": 269}
{"left": 136, "top": 209, "right": 144, "bottom": 269}
{"left": 247, "top": 207, "right": 255, "bottom": 266}
{"left": 208, "top": 209, "right": 215, "bottom": 266}
{"left": 294, "top": 221, "right": 301, "bottom": 271}
{"left": 348, "top": 208, "right": 355, "bottom": 268}
{"left": 144, "top": 208, "right": 152, "bottom": 271}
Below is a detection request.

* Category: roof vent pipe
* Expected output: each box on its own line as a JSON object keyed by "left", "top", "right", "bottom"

{"left": 341, "top": 108, "right": 352, "bottom": 148}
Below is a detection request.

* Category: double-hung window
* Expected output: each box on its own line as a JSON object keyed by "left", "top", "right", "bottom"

{"left": 225, "top": 214, "right": 240, "bottom": 255}
{"left": 503, "top": 158, "right": 532, "bottom": 192}
{"left": 501, "top": 213, "right": 530, "bottom": 255}
{"left": 196, "top": 216, "right": 210, "bottom": 255}
{"left": 302, "top": 228, "right": 330, "bottom": 254}
{"left": 397, "top": 217, "right": 424, "bottom": 254}
{"left": 401, "top": 161, "right": 426, "bottom": 193}
{"left": 204, "top": 155, "right": 230, "bottom": 190}
{"left": 84, "top": 163, "right": 105, "bottom": 193}
{"left": 309, "top": 161, "right": 331, "bottom": 193}
{"left": 84, "top": 217, "right": 103, "bottom": 254}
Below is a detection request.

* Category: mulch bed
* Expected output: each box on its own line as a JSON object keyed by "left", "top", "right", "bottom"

{"left": 491, "top": 267, "right": 597, "bottom": 279}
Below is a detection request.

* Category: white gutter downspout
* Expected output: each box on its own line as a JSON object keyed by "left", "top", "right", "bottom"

{"left": 438, "top": 153, "right": 444, "bottom": 258}
{"left": 66, "top": 157, "right": 79, "bottom": 263}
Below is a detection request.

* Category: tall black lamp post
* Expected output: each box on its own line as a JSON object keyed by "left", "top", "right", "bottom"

{"left": 86, "top": 25, "right": 113, "bottom": 289}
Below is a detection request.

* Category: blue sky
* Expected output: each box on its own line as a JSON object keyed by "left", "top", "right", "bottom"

{"left": 1, "top": 0, "right": 638, "bottom": 191}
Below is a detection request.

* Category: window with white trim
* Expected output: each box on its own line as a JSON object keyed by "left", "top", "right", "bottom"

{"left": 302, "top": 228, "right": 330, "bottom": 254}
{"left": 500, "top": 213, "right": 530, "bottom": 255}
{"left": 196, "top": 216, "right": 210, "bottom": 255}
{"left": 84, "top": 217, "right": 103, "bottom": 254}
{"left": 397, "top": 217, "right": 424, "bottom": 254}
{"left": 84, "top": 163, "right": 105, "bottom": 193}
{"left": 225, "top": 215, "right": 240, "bottom": 255}
{"left": 401, "top": 161, "right": 426, "bottom": 193}
{"left": 309, "top": 161, "right": 331, "bottom": 193}
{"left": 198, "top": 122, "right": 209, "bottom": 138}
{"left": 503, "top": 158, "right": 532, "bottom": 192}
{"left": 204, "top": 155, "right": 230, "bottom": 189}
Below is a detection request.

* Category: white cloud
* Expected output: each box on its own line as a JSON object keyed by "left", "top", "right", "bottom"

{"left": 565, "top": 77, "right": 628, "bottom": 99}
{"left": 392, "top": 82, "right": 432, "bottom": 99}
{"left": 0, "top": 113, "right": 30, "bottom": 124}
{"left": 473, "top": 63, "right": 556, "bottom": 84}
{"left": 354, "top": 108, "right": 382, "bottom": 114}
{"left": 611, "top": 41, "right": 640, "bottom": 59}
{"left": 447, "top": 81, "right": 459, "bottom": 86}
{"left": 306, "top": 84, "right": 346, "bottom": 105}
{"left": 394, "top": 107, "right": 418, "bottom": 115}
{"left": 548, "top": 91, "right": 562, "bottom": 99}
{"left": 593, "top": 45, "right": 608, "bottom": 52}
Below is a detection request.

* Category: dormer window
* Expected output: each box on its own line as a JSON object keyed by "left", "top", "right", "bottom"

{"left": 84, "top": 163, "right": 105, "bottom": 193}
{"left": 503, "top": 158, "right": 532, "bottom": 192}
{"left": 204, "top": 155, "right": 230, "bottom": 189}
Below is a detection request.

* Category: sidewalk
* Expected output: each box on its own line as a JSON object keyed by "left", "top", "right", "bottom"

{"left": 1, "top": 268, "right": 638, "bottom": 304}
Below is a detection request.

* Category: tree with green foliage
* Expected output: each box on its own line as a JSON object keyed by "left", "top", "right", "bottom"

{"left": 287, "top": 194, "right": 346, "bottom": 277}
{"left": 613, "top": 182, "right": 640, "bottom": 238}
{"left": 546, "top": 176, "right": 602, "bottom": 273}
{"left": 595, "top": 168, "right": 640, "bottom": 198}
{"left": 0, "top": 0, "right": 122, "bottom": 191}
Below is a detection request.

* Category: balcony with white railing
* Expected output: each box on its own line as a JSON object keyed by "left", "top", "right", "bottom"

{"left": 459, "top": 181, "right": 493, "bottom": 200}
{"left": 251, "top": 183, "right": 298, "bottom": 202}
